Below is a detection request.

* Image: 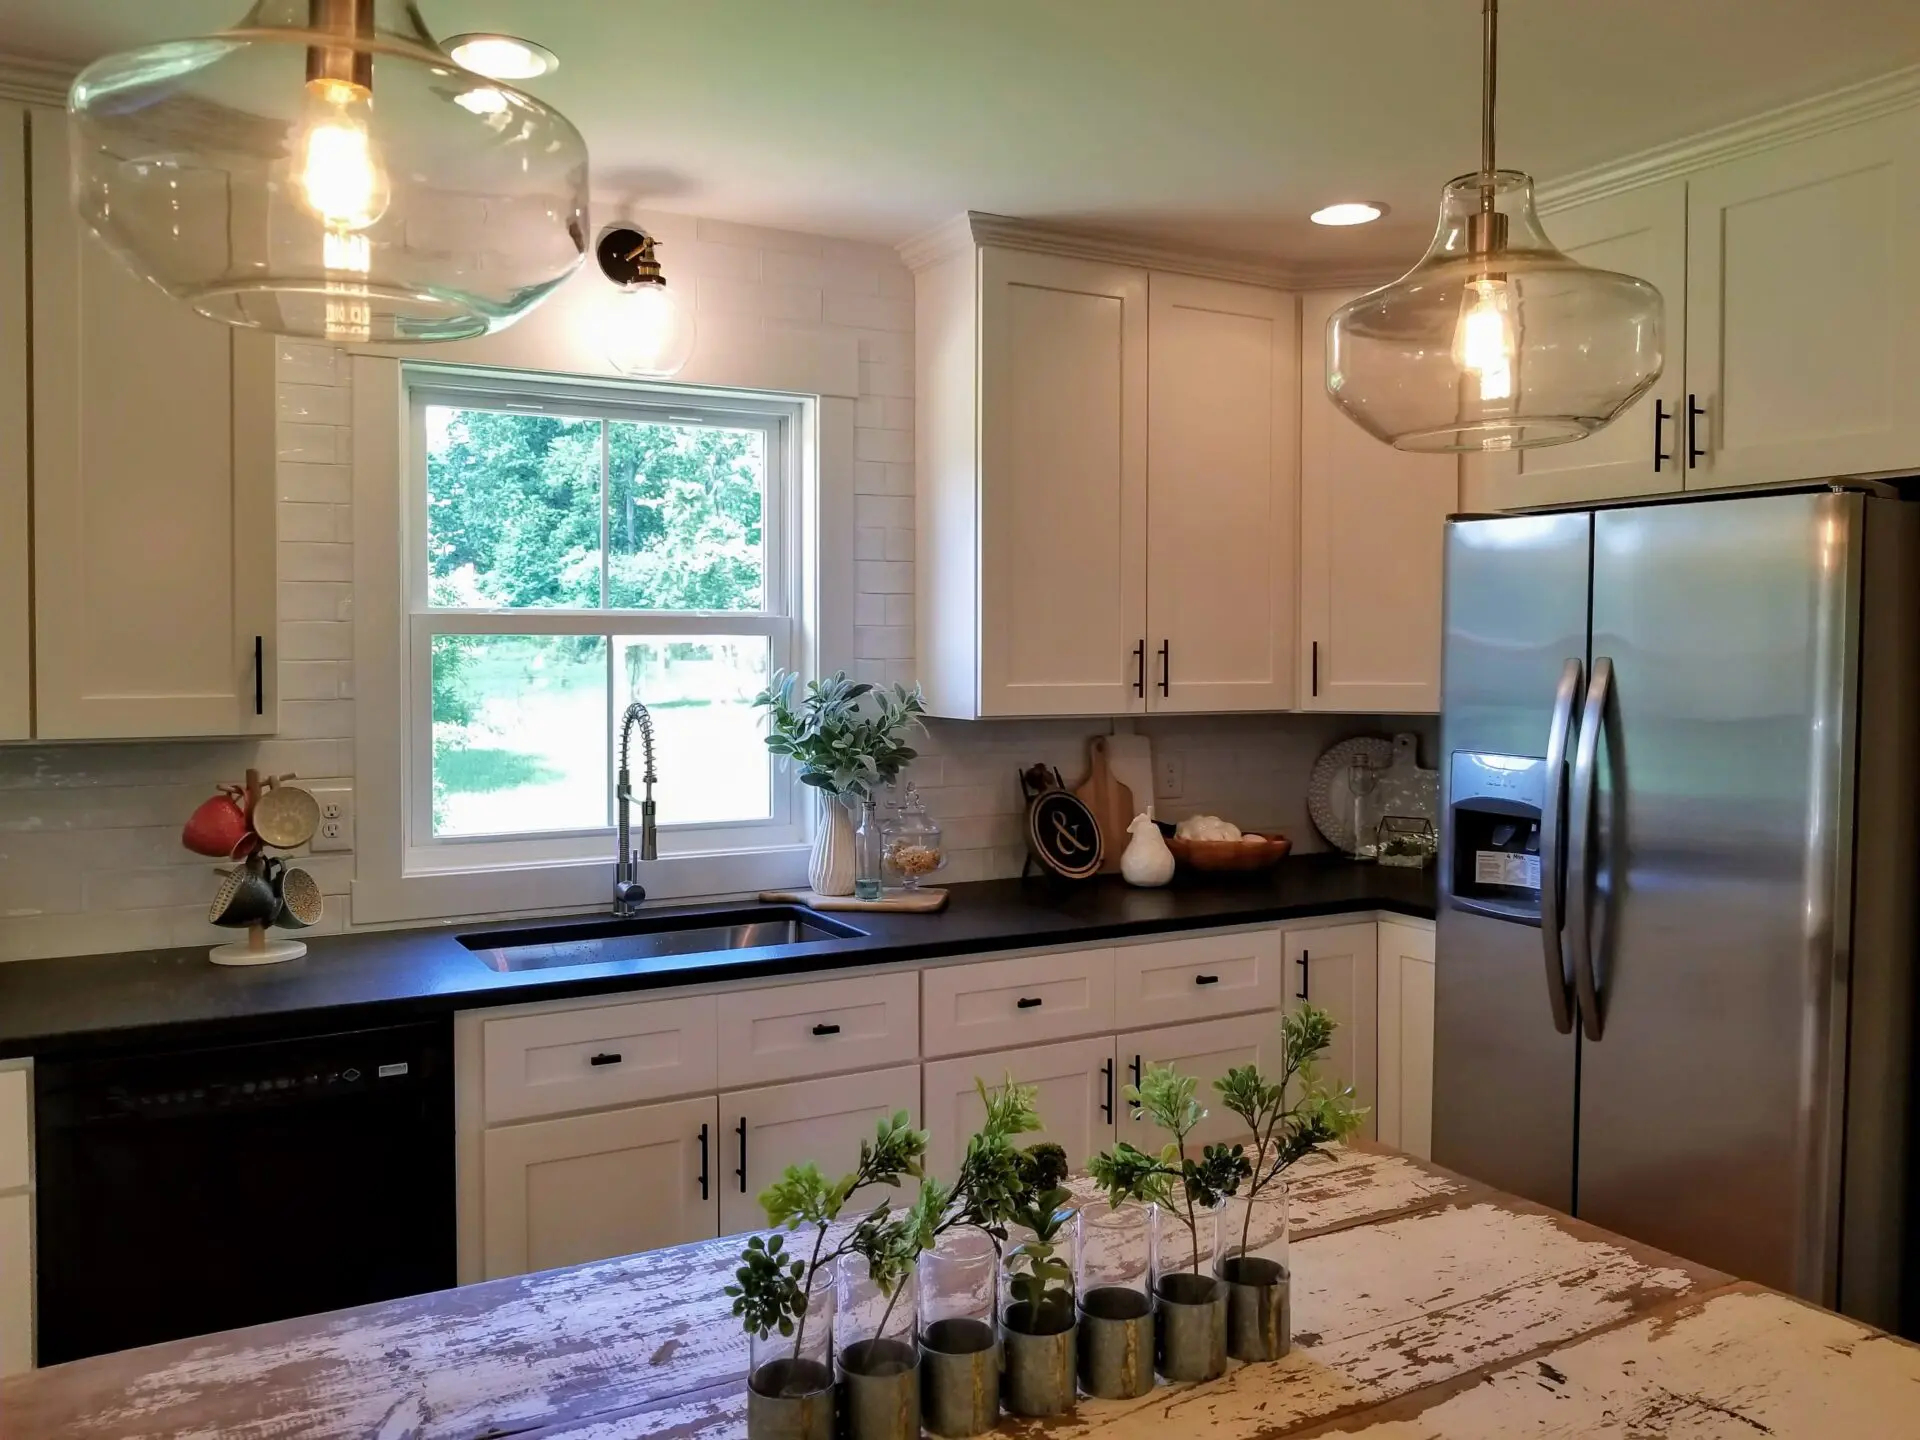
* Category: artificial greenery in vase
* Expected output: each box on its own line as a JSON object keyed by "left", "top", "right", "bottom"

{"left": 1214, "top": 1004, "right": 1369, "bottom": 1272}
{"left": 753, "top": 670, "right": 928, "bottom": 803}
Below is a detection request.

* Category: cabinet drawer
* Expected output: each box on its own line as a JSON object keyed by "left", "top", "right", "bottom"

{"left": 1114, "top": 930, "right": 1282, "bottom": 1030}
{"left": 717, "top": 972, "right": 919, "bottom": 1090}
{"left": 482, "top": 995, "right": 717, "bottom": 1123}
{"left": 0, "top": 1068, "right": 28, "bottom": 1193}
{"left": 922, "top": 948, "right": 1115, "bottom": 1058}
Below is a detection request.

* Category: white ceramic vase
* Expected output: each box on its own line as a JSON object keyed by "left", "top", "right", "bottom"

{"left": 810, "top": 793, "right": 857, "bottom": 896}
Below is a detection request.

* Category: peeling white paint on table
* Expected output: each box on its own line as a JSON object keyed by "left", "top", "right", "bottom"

{"left": 3, "top": 1149, "right": 1913, "bottom": 1439}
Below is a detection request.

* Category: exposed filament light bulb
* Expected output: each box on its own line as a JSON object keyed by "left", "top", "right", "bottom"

{"left": 296, "top": 78, "right": 390, "bottom": 231}
{"left": 1454, "top": 275, "right": 1516, "bottom": 403}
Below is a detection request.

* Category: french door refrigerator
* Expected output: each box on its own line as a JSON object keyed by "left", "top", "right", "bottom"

{"left": 1434, "top": 484, "right": 1920, "bottom": 1336}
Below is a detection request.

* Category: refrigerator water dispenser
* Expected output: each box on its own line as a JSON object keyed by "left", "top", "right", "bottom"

{"left": 1448, "top": 752, "right": 1545, "bottom": 923}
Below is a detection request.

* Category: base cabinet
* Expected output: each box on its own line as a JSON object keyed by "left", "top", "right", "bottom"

{"left": 923, "top": 1036, "right": 1117, "bottom": 1178}
{"left": 481, "top": 1096, "right": 718, "bottom": 1279}
{"left": 1376, "top": 921, "right": 1437, "bottom": 1159}
{"left": 719, "top": 1067, "right": 921, "bottom": 1236}
{"left": 1281, "top": 921, "right": 1379, "bottom": 1129}
{"left": 1114, "top": 1013, "right": 1276, "bottom": 1152}
{"left": 0, "top": 1191, "right": 27, "bottom": 1377}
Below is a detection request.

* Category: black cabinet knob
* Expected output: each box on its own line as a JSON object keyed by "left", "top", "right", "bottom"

{"left": 811, "top": 1022, "right": 841, "bottom": 1037}
{"left": 1194, "top": 974, "right": 1220, "bottom": 986}
{"left": 589, "top": 1052, "right": 622, "bottom": 1067}
{"left": 1016, "top": 996, "right": 1043, "bottom": 1010}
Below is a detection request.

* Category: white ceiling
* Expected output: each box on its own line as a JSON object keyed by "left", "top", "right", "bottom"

{"left": 8, "top": 0, "right": 1920, "bottom": 266}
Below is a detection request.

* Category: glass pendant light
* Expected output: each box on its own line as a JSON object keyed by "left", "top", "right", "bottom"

{"left": 66, "top": 0, "right": 590, "bottom": 343}
{"left": 1326, "top": 0, "right": 1664, "bottom": 452}
{"left": 598, "top": 225, "right": 697, "bottom": 379}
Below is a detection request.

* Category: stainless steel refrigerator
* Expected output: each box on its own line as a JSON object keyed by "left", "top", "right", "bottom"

{"left": 1434, "top": 484, "right": 1920, "bottom": 1336}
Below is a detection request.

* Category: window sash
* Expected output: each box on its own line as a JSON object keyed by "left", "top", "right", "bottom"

{"left": 401, "top": 368, "right": 805, "bottom": 867}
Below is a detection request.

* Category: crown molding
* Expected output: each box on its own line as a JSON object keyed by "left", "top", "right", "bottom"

{"left": 1538, "top": 63, "right": 1920, "bottom": 212}
{"left": 0, "top": 54, "right": 75, "bottom": 107}
{"left": 896, "top": 210, "right": 1405, "bottom": 291}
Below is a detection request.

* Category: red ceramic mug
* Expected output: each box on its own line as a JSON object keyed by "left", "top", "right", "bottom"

{"left": 182, "top": 790, "right": 251, "bottom": 858}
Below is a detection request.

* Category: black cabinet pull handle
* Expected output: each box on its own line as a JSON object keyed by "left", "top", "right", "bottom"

{"left": 1157, "top": 641, "right": 1170, "bottom": 697}
{"left": 1133, "top": 641, "right": 1145, "bottom": 698}
{"left": 1311, "top": 640, "right": 1319, "bottom": 698}
{"left": 1129, "top": 1054, "right": 1143, "bottom": 1118}
{"left": 588, "top": 1052, "right": 622, "bottom": 1067}
{"left": 1687, "top": 393, "right": 1706, "bottom": 469}
{"left": 735, "top": 1116, "right": 748, "bottom": 1193}
{"left": 1653, "top": 398, "right": 1672, "bottom": 472}
{"left": 1194, "top": 973, "right": 1220, "bottom": 986}
{"left": 1100, "top": 1057, "right": 1114, "bottom": 1124}
{"left": 697, "top": 1122, "right": 710, "bottom": 1200}
{"left": 253, "top": 635, "right": 264, "bottom": 715}
{"left": 1016, "top": 996, "right": 1043, "bottom": 1010}
{"left": 811, "top": 1022, "right": 841, "bottom": 1037}
{"left": 1296, "top": 951, "right": 1310, "bottom": 1003}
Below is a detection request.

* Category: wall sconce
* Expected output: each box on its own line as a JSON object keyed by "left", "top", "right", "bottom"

{"left": 598, "top": 223, "right": 696, "bottom": 379}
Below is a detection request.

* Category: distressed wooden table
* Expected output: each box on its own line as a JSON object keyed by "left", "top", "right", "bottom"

{"left": 6, "top": 1147, "right": 1917, "bottom": 1439}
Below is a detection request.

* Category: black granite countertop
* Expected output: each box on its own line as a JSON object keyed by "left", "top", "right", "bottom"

{"left": 0, "top": 855, "right": 1434, "bottom": 1059}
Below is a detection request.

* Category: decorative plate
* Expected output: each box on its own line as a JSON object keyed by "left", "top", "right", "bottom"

{"left": 1026, "top": 789, "right": 1104, "bottom": 880}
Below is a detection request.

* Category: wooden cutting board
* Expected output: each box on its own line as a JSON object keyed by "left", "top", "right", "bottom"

{"left": 1105, "top": 732, "right": 1155, "bottom": 826}
{"left": 1074, "top": 736, "right": 1135, "bottom": 874}
{"left": 758, "top": 888, "right": 949, "bottom": 913}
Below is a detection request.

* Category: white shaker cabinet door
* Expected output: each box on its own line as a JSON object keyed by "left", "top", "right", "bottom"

{"left": 923, "top": 1037, "right": 1116, "bottom": 1180}
{"left": 0, "top": 1191, "right": 27, "bottom": 1377}
{"left": 1685, "top": 107, "right": 1920, "bottom": 489}
{"left": 1461, "top": 181, "right": 1689, "bottom": 513}
{"left": 1114, "top": 1013, "right": 1278, "bottom": 1154}
{"left": 718, "top": 1066, "right": 921, "bottom": 1236}
{"left": 1145, "top": 274, "right": 1298, "bottom": 713}
{"left": 1376, "top": 920, "right": 1436, "bottom": 1160}
{"left": 481, "top": 1096, "right": 719, "bottom": 1279}
{"left": 977, "top": 247, "right": 1148, "bottom": 717}
{"left": 0, "top": 103, "right": 27, "bottom": 742}
{"left": 1300, "top": 290, "right": 1456, "bottom": 714}
{"left": 28, "top": 106, "right": 277, "bottom": 740}
{"left": 1280, "top": 921, "right": 1379, "bottom": 1127}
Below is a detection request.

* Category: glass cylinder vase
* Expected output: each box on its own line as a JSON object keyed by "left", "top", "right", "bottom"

{"left": 852, "top": 797, "right": 884, "bottom": 902}
{"left": 747, "top": 1281, "right": 835, "bottom": 1440}
{"left": 1001, "top": 1215, "right": 1078, "bottom": 1416}
{"left": 1076, "top": 1199, "right": 1155, "bottom": 1399}
{"left": 917, "top": 1230, "right": 1000, "bottom": 1438}
{"left": 1217, "top": 1186, "right": 1291, "bottom": 1362}
{"left": 1152, "top": 1199, "right": 1227, "bottom": 1382}
{"left": 835, "top": 1254, "right": 920, "bottom": 1440}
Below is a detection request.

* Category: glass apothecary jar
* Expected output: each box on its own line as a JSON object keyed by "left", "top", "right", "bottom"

{"left": 882, "top": 783, "right": 946, "bottom": 890}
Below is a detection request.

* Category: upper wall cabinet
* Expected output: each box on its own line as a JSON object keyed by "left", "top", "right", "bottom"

{"left": 0, "top": 105, "right": 29, "bottom": 744}
{"left": 1466, "top": 104, "right": 1920, "bottom": 511}
{"left": 1299, "top": 292, "right": 1455, "bottom": 713}
{"left": 26, "top": 107, "right": 277, "bottom": 740}
{"left": 1462, "top": 182, "right": 1688, "bottom": 513}
{"left": 915, "top": 239, "right": 1299, "bottom": 718}
{"left": 1686, "top": 106, "right": 1920, "bottom": 490}
{"left": 1147, "top": 275, "right": 1299, "bottom": 713}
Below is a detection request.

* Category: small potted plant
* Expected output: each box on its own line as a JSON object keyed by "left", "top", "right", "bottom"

{"left": 1091, "top": 1065, "right": 1250, "bottom": 1382}
{"left": 728, "top": 1112, "right": 927, "bottom": 1440}
{"left": 996, "top": 1146, "right": 1077, "bottom": 1417}
{"left": 1213, "top": 1004, "right": 1367, "bottom": 1361}
{"left": 754, "top": 670, "right": 926, "bottom": 898}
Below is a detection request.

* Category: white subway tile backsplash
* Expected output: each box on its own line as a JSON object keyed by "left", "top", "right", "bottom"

{"left": 855, "top": 625, "right": 913, "bottom": 661}
{"left": 854, "top": 593, "right": 887, "bottom": 628}
{"left": 860, "top": 361, "right": 914, "bottom": 398}
{"left": 278, "top": 463, "right": 352, "bottom": 504}
{"left": 855, "top": 428, "right": 912, "bottom": 464}
{"left": 275, "top": 341, "right": 345, "bottom": 388}
{"left": 280, "top": 621, "right": 353, "bottom": 661}
{"left": 280, "top": 661, "right": 348, "bottom": 702}
{"left": 694, "top": 216, "right": 823, "bottom": 256}
{"left": 855, "top": 560, "right": 913, "bottom": 595}
{"left": 276, "top": 422, "right": 343, "bottom": 464}
{"left": 884, "top": 528, "right": 913, "bottom": 562}
{"left": 277, "top": 383, "right": 350, "bottom": 426}
{"left": 279, "top": 542, "right": 353, "bottom": 583}
{"left": 884, "top": 593, "right": 914, "bottom": 628}
{"left": 855, "top": 527, "right": 886, "bottom": 561}
{"left": 279, "top": 503, "right": 339, "bottom": 544}
{"left": 857, "top": 495, "right": 913, "bottom": 530}
{"left": 687, "top": 240, "right": 763, "bottom": 281}
{"left": 854, "top": 461, "right": 890, "bottom": 495}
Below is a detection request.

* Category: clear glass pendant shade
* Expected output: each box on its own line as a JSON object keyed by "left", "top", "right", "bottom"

{"left": 1327, "top": 170, "right": 1664, "bottom": 452}
{"left": 66, "top": 0, "right": 590, "bottom": 343}
{"left": 603, "top": 280, "right": 696, "bottom": 378}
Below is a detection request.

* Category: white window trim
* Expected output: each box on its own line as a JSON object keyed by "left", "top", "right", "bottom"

{"left": 352, "top": 356, "right": 857, "bottom": 927}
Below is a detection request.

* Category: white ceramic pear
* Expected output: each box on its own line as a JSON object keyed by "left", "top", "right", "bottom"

{"left": 1121, "top": 812, "right": 1175, "bottom": 887}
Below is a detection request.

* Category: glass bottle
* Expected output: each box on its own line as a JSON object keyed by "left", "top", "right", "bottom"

{"left": 881, "top": 783, "right": 946, "bottom": 891}
{"left": 852, "top": 796, "right": 884, "bottom": 902}
{"left": 1347, "top": 759, "right": 1382, "bottom": 861}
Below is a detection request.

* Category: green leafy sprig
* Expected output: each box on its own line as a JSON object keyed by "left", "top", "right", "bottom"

{"left": 753, "top": 670, "right": 927, "bottom": 803}
{"left": 1213, "top": 1004, "right": 1369, "bottom": 1262}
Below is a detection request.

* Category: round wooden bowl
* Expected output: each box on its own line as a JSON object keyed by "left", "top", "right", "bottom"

{"left": 1167, "top": 832, "right": 1293, "bottom": 872}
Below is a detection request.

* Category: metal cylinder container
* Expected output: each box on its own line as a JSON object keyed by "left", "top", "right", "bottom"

{"left": 1155, "top": 1272, "right": 1227, "bottom": 1382}
{"left": 919, "top": 1318, "right": 999, "bottom": 1438}
{"left": 1000, "top": 1313, "right": 1077, "bottom": 1417}
{"left": 1078, "top": 1285, "right": 1155, "bottom": 1399}
{"left": 838, "top": 1338, "right": 921, "bottom": 1440}
{"left": 1220, "top": 1255, "right": 1290, "bottom": 1362}
{"left": 746, "top": 1358, "right": 836, "bottom": 1440}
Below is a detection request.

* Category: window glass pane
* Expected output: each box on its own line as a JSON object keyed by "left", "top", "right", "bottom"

{"left": 616, "top": 635, "right": 772, "bottom": 826}
{"left": 607, "top": 421, "right": 766, "bottom": 612}
{"left": 432, "top": 635, "right": 609, "bottom": 837}
{"left": 426, "top": 406, "right": 603, "bottom": 609}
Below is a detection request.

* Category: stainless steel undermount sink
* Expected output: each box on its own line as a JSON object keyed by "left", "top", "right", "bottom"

{"left": 458, "top": 906, "right": 866, "bottom": 973}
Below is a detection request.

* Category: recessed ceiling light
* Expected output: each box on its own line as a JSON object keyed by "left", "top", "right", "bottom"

{"left": 445, "top": 34, "right": 559, "bottom": 81}
{"left": 1310, "top": 202, "right": 1388, "bottom": 227}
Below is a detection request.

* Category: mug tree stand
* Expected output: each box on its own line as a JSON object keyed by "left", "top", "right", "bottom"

{"left": 210, "top": 923, "right": 307, "bottom": 967}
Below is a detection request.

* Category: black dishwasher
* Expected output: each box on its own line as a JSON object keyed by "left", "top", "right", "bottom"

{"left": 36, "top": 1019, "right": 455, "bottom": 1365}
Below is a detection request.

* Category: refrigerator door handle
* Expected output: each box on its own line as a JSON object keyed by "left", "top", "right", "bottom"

{"left": 1539, "top": 657, "right": 1583, "bottom": 1035}
{"left": 1567, "top": 657, "right": 1615, "bottom": 1042}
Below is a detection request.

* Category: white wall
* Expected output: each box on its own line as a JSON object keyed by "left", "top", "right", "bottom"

{"left": 0, "top": 211, "right": 1429, "bottom": 962}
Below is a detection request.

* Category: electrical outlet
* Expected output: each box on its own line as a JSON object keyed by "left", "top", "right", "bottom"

{"left": 1154, "top": 755, "right": 1184, "bottom": 800}
{"left": 309, "top": 785, "right": 354, "bottom": 852}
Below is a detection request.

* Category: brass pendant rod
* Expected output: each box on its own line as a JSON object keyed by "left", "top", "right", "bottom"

{"left": 1480, "top": 0, "right": 1498, "bottom": 183}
